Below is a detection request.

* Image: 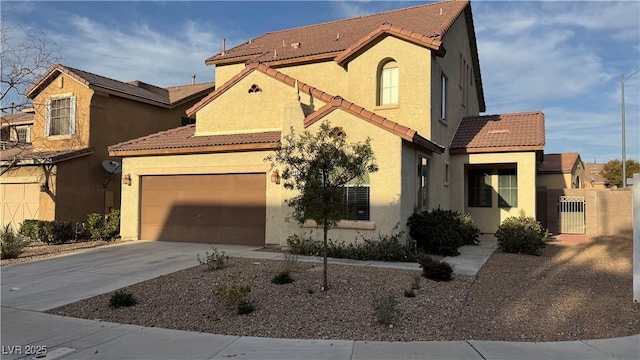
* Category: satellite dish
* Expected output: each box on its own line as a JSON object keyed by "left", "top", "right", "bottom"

{"left": 102, "top": 160, "right": 122, "bottom": 174}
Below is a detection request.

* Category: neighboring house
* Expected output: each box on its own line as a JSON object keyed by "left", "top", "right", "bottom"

{"left": 110, "top": 0, "right": 546, "bottom": 245}
{"left": 584, "top": 162, "right": 609, "bottom": 188}
{"left": 1, "top": 112, "right": 34, "bottom": 144}
{"left": 538, "top": 152, "right": 585, "bottom": 189}
{"left": 0, "top": 64, "right": 215, "bottom": 229}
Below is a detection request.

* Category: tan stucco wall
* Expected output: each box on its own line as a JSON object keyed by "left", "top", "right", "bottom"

{"left": 278, "top": 61, "right": 348, "bottom": 99}
{"left": 195, "top": 71, "right": 325, "bottom": 135}
{"left": 214, "top": 63, "right": 246, "bottom": 87}
{"left": 538, "top": 173, "right": 572, "bottom": 189}
{"left": 451, "top": 152, "right": 538, "bottom": 233}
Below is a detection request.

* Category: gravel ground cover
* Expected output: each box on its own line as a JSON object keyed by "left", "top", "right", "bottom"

{"left": 48, "top": 234, "right": 640, "bottom": 342}
{"left": 0, "top": 239, "right": 130, "bottom": 266}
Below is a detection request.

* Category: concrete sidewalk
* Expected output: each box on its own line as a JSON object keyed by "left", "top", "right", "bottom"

{"left": 2, "top": 237, "right": 638, "bottom": 360}
{"left": 1, "top": 308, "right": 638, "bottom": 360}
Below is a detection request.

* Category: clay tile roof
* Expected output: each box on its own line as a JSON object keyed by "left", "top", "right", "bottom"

{"left": 451, "top": 111, "right": 545, "bottom": 153}
{"left": 26, "top": 64, "right": 215, "bottom": 108}
{"left": 1, "top": 113, "right": 34, "bottom": 127}
{"left": 538, "top": 152, "right": 581, "bottom": 173}
{"left": 108, "top": 125, "right": 281, "bottom": 156}
{"left": 206, "top": 0, "right": 467, "bottom": 65}
{"left": 584, "top": 162, "right": 609, "bottom": 185}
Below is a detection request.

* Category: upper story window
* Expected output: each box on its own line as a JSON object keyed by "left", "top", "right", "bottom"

{"left": 14, "top": 125, "right": 31, "bottom": 143}
{"left": 378, "top": 60, "right": 398, "bottom": 106}
{"left": 45, "top": 96, "right": 76, "bottom": 137}
{"left": 440, "top": 73, "right": 448, "bottom": 121}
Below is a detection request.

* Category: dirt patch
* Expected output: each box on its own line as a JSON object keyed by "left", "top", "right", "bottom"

{"left": 47, "top": 234, "right": 640, "bottom": 342}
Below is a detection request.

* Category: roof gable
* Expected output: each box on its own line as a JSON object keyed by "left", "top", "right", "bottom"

{"left": 26, "top": 64, "right": 215, "bottom": 108}
{"left": 539, "top": 152, "right": 581, "bottom": 174}
{"left": 451, "top": 111, "right": 545, "bottom": 153}
{"left": 186, "top": 63, "right": 443, "bottom": 153}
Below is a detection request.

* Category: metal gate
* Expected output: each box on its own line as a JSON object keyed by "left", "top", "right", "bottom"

{"left": 558, "top": 196, "right": 585, "bottom": 234}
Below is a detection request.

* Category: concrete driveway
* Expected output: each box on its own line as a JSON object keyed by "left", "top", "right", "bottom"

{"left": 0, "top": 241, "right": 264, "bottom": 311}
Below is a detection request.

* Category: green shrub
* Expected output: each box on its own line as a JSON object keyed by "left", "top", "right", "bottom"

{"left": 197, "top": 246, "right": 228, "bottom": 270}
{"left": 1, "top": 224, "right": 29, "bottom": 259}
{"left": 87, "top": 210, "right": 120, "bottom": 241}
{"left": 417, "top": 254, "right": 453, "bottom": 282}
{"left": 372, "top": 295, "right": 398, "bottom": 325}
{"left": 237, "top": 299, "right": 255, "bottom": 315}
{"left": 287, "top": 227, "right": 416, "bottom": 262}
{"left": 215, "top": 274, "right": 253, "bottom": 315}
{"left": 109, "top": 290, "right": 137, "bottom": 308}
{"left": 495, "top": 213, "right": 547, "bottom": 256}
{"left": 271, "top": 270, "right": 294, "bottom": 285}
{"left": 18, "top": 220, "right": 40, "bottom": 240}
{"left": 407, "top": 208, "right": 480, "bottom": 256}
{"left": 403, "top": 289, "right": 416, "bottom": 298}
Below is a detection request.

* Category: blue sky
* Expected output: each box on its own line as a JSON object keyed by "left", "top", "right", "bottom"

{"left": 3, "top": 0, "right": 640, "bottom": 163}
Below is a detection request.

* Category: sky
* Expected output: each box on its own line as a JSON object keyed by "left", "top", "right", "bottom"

{"left": 3, "top": 0, "right": 640, "bottom": 163}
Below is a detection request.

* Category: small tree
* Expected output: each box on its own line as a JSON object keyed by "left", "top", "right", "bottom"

{"left": 265, "top": 120, "right": 378, "bottom": 290}
{"left": 600, "top": 159, "right": 640, "bottom": 188}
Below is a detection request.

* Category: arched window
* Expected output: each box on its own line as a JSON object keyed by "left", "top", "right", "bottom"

{"left": 378, "top": 60, "right": 398, "bottom": 106}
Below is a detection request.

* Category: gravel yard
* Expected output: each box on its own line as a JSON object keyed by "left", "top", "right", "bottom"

{"left": 47, "top": 233, "right": 640, "bottom": 342}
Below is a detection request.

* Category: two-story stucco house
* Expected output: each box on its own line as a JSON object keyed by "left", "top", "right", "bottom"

{"left": 0, "top": 64, "right": 215, "bottom": 229}
{"left": 109, "top": 0, "right": 546, "bottom": 245}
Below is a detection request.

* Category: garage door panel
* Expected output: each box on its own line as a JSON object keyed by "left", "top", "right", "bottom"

{"left": 1, "top": 183, "right": 40, "bottom": 230}
{"left": 140, "top": 174, "right": 266, "bottom": 245}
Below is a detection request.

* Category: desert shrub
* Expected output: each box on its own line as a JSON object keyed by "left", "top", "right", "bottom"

{"left": 1, "top": 225, "right": 29, "bottom": 259}
{"left": 271, "top": 270, "right": 294, "bottom": 285}
{"left": 236, "top": 299, "right": 255, "bottom": 315}
{"left": 417, "top": 254, "right": 453, "bottom": 282}
{"left": 372, "top": 295, "right": 398, "bottom": 325}
{"left": 18, "top": 220, "right": 40, "bottom": 240}
{"left": 197, "top": 246, "right": 228, "bottom": 270}
{"left": 109, "top": 290, "right": 137, "bottom": 308}
{"left": 286, "top": 228, "right": 416, "bottom": 262}
{"left": 87, "top": 209, "right": 120, "bottom": 241}
{"left": 282, "top": 251, "right": 299, "bottom": 271}
{"left": 407, "top": 208, "right": 480, "bottom": 256}
{"left": 411, "top": 275, "right": 421, "bottom": 290}
{"left": 403, "top": 289, "right": 416, "bottom": 298}
{"left": 495, "top": 213, "right": 547, "bottom": 256}
{"left": 215, "top": 274, "right": 254, "bottom": 315}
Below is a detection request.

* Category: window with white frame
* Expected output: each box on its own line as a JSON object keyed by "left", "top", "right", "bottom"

{"left": 498, "top": 168, "right": 518, "bottom": 208}
{"left": 417, "top": 156, "right": 429, "bottom": 210}
{"left": 13, "top": 125, "right": 30, "bottom": 142}
{"left": 379, "top": 61, "right": 398, "bottom": 106}
{"left": 441, "top": 73, "right": 447, "bottom": 121}
{"left": 46, "top": 96, "right": 76, "bottom": 136}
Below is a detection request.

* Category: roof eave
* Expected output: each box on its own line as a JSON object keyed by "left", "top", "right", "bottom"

{"left": 450, "top": 145, "right": 545, "bottom": 154}
{"left": 109, "top": 142, "right": 280, "bottom": 158}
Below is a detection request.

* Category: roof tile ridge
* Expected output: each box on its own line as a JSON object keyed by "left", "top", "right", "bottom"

{"left": 249, "top": 1, "right": 451, "bottom": 36}
{"left": 440, "top": 0, "right": 470, "bottom": 35}
{"left": 165, "top": 81, "right": 216, "bottom": 90}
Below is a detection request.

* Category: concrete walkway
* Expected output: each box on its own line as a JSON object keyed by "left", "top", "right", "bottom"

{"left": 1, "top": 238, "right": 638, "bottom": 360}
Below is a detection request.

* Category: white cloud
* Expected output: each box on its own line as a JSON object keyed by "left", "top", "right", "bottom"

{"left": 46, "top": 15, "right": 224, "bottom": 87}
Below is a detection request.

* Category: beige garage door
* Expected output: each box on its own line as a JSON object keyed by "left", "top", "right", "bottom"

{"left": 0, "top": 183, "right": 40, "bottom": 231}
{"left": 140, "top": 174, "right": 266, "bottom": 245}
